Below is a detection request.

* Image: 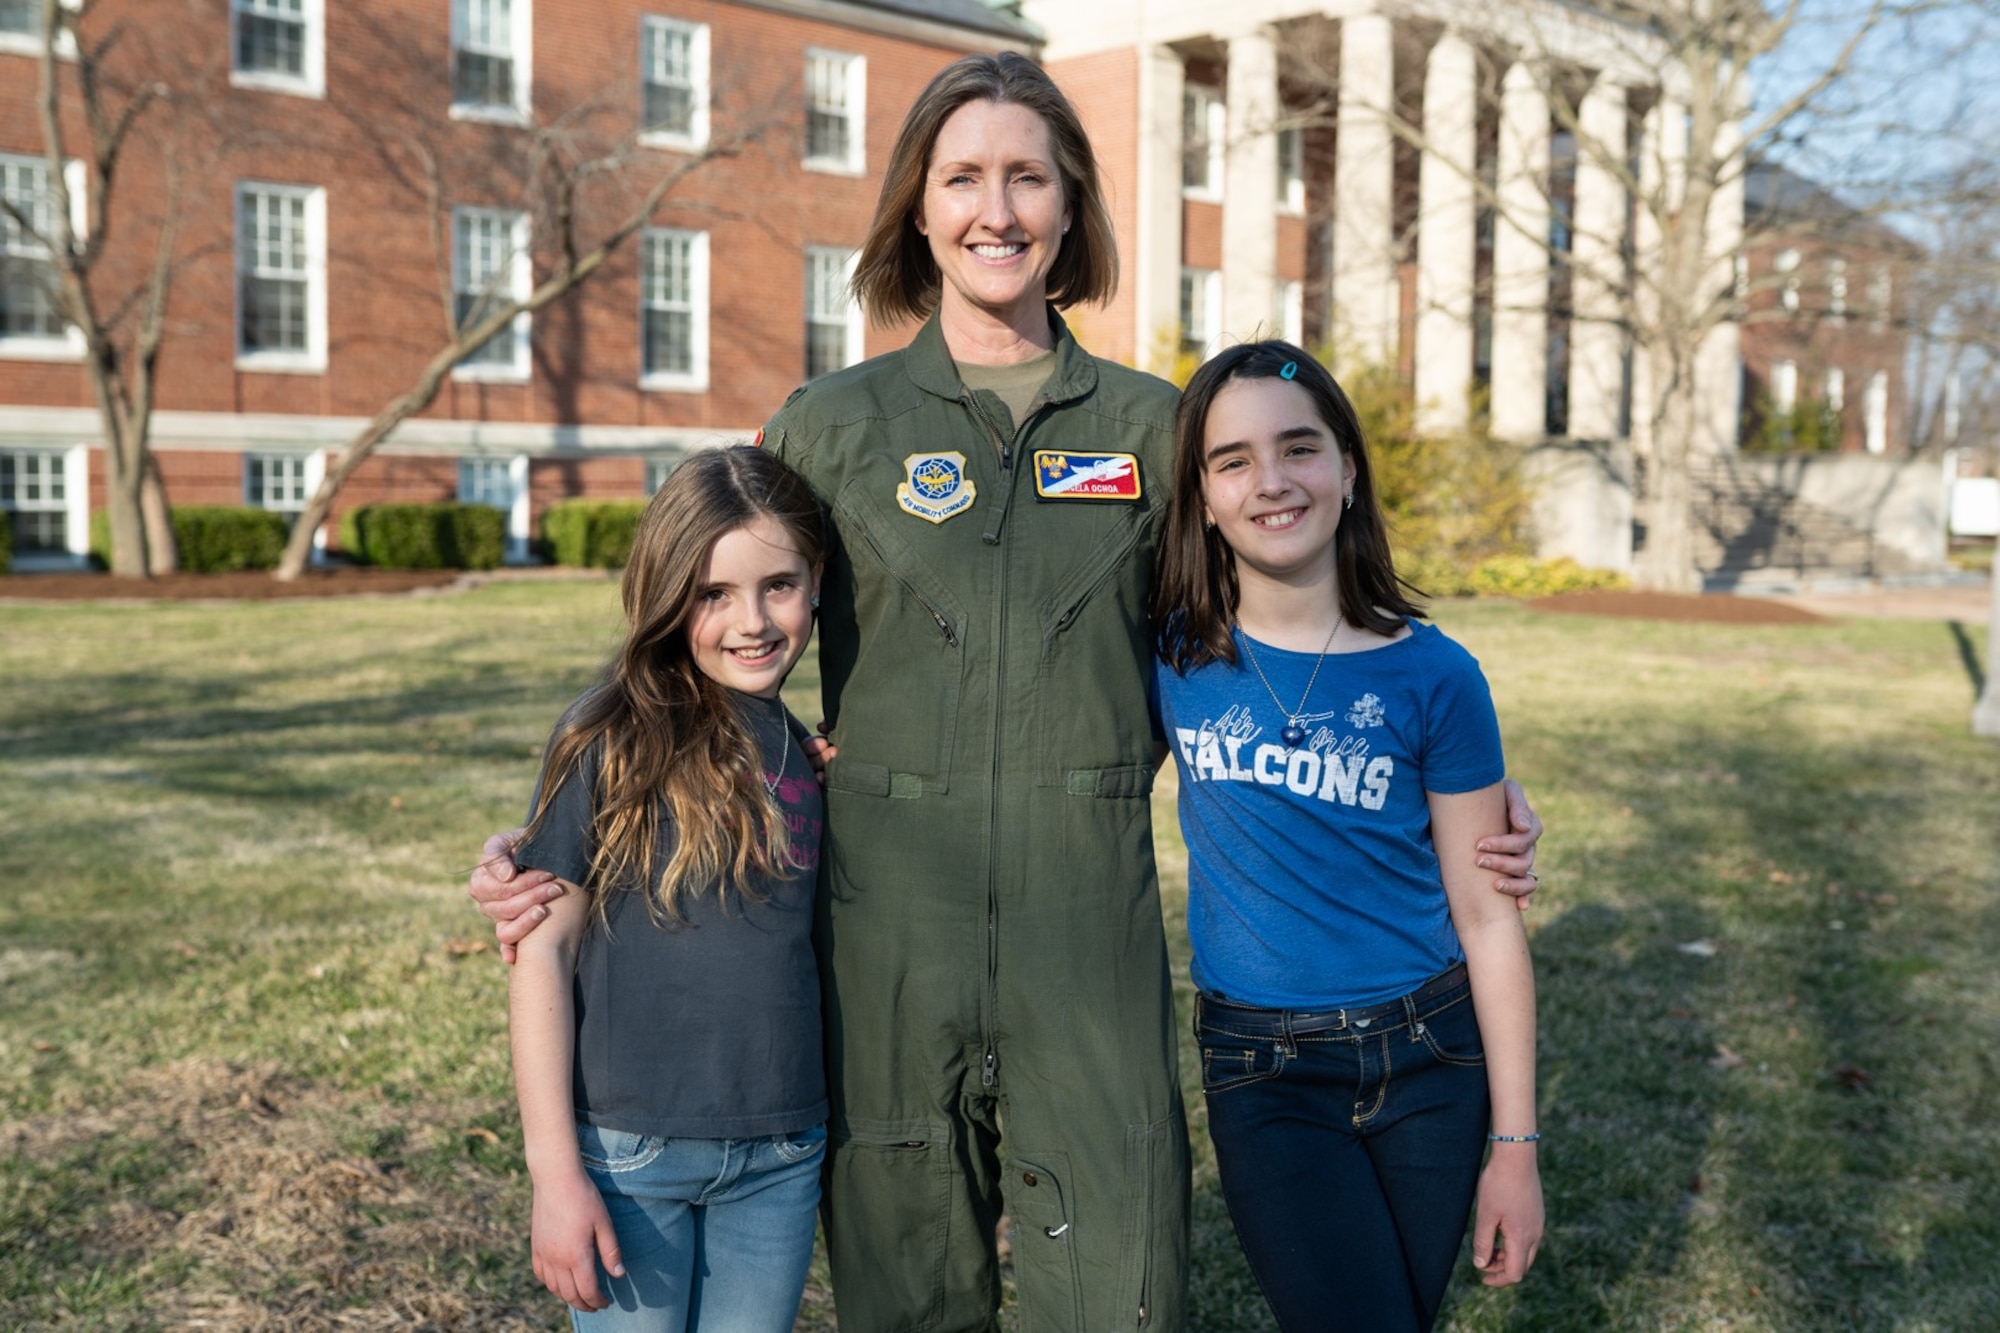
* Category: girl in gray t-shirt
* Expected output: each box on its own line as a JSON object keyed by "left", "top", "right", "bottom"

{"left": 506, "top": 447, "right": 828, "bottom": 1332}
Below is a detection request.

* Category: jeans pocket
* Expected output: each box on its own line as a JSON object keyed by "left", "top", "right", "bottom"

{"left": 1412, "top": 994, "right": 1486, "bottom": 1068}
{"left": 575, "top": 1123, "right": 666, "bottom": 1173}
{"left": 1199, "top": 1037, "right": 1284, "bottom": 1093}
{"left": 773, "top": 1122, "right": 828, "bottom": 1164}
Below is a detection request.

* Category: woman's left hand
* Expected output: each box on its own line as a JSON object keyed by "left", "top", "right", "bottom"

{"left": 1476, "top": 778, "right": 1543, "bottom": 907}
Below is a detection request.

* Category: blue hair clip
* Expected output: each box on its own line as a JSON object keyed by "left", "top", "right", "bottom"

{"left": 1280, "top": 360, "right": 1298, "bottom": 380}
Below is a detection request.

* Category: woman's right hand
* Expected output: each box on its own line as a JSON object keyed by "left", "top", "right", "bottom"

{"left": 469, "top": 828, "right": 564, "bottom": 963}
{"left": 531, "top": 1168, "right": 624, "bottom": 1312}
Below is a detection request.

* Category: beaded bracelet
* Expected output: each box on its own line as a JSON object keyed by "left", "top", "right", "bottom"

{"left": 1487, "top": 1132, "right": 1541, "bottom": 1143}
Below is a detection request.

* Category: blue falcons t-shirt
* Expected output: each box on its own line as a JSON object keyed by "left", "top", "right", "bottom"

{"left": 1154, "top": 620, "right": 1506, "bottom": 1009}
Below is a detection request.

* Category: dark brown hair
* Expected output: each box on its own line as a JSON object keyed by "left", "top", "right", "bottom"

{"left": 1153, "top": 341, "right": 1425, "bottom": 673}
{"left": 521, "top": 446, "right": 825, "bottom": 922}
{"left": 850, "top": 51, "right": 1117, "bottom": 325}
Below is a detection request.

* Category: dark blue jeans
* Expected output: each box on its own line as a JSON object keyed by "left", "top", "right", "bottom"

{"left": 1196, "top": 966, "right": 1489, "bottom": 1333}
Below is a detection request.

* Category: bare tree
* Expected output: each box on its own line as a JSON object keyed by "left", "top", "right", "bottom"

{"left": 3, "top": 0, "right": 220, "bottom": 575}
{"left": 269, "top": 26, "right": 778, "bottom": 581}
{"left": 1268, "top": 0, "right": 1987, "bottom": 590}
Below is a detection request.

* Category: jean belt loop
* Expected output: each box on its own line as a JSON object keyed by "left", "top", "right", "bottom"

{"left": 1402, "top": 992, "right": 1421, "bottom": 1040}
{"left": 1280, "top": 1007, "right": 1297, "bottom": 1059}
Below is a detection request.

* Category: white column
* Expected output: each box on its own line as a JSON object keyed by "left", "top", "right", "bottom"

{"left": 1629, "top": 96, "right": 1681, "bottom": 460}
{"left": 1696, "top": 109, "right": 1745, "bottom": 454}
{"left": 1137, "top": 46, "right": 1186, "bottom": 375}
{"left": 1489, "top": 62, "right": 1549, "bottom": 441}
{"left": 1569, "top": 76, "right": 1628, "bottom": 441}
{"left": 1332, "top": 13, "right": 1398, "bottom": 367}
{"left": 506, "top": 453, "right": 532, "bottom": 564}
{"left": 62, "top": 443, "right": 91, "bottom": 560}
{"left": 303, "top": 448, "right": 330, "bottom": 560}
{"left": 1222, "top": 26, "right": 1279, "bottom": 346}
{"left": 1413, "top": 32, "right": 1478, "bottom": 433}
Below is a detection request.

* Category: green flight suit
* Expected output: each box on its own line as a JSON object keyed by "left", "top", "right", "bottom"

{"left": 764, "top": 309, "right": 1190, "bottom": 1331}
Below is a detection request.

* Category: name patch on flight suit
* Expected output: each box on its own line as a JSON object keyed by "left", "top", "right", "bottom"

{"left": 897, "top": 452, "right": 977, "bottom": 524}
{"left": 1031, "top": 451, "right": 1143, "bottom": 501}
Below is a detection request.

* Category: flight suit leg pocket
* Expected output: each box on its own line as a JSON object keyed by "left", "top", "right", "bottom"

{"left": 1004, "top": 1150, "right": 1082, "bottom": 1332}
{"left": 825, "top": 1117, "right": 954, "bottom": 1330}
{"left": 1117, "top": 1109, "right": 1188, "bottom": 1329}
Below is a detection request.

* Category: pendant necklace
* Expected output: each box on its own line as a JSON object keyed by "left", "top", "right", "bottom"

{"left": 762, "top": 716, "right": 790, "bottom": 798}
{"left": 1237, "top": 612, "right": 1343, "bottom": 749}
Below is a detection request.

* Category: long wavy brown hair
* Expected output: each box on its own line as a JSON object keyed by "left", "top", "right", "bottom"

{"left": 1154, "top": 341, "right": 1425, "bottom": 674}
{"left": 521, "top": 446, "right": 825, "bottom": 924}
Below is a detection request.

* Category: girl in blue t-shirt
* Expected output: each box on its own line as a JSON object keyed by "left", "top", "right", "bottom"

{"left": 1152, "top": 342, "right": 1543, "bottom": 1332}
{"left": 507, "top": 446, "right": 829, "bottom": 1332}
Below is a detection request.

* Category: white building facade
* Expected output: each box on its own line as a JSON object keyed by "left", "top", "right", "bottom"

{"left": 1022, "top": 0, "right": 1748, "bottom": 572}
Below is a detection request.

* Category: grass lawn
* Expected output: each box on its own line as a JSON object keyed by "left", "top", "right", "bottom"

{"left": 2, "top": 582, "right": 1996, "bottom": 1330}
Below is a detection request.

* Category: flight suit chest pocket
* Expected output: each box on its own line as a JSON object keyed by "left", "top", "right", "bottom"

{"left": 826, "top": 479, "right": 967, "bottom": 791}
{"left": 1034, "top": 502, "right": 1155, "bottom": 787}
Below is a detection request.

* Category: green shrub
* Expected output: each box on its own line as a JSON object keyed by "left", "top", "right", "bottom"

{"left": 87, "top": 506, "right": 288, "bottom": 573}
{"left": 1403, "top": 552, "right": 1629, "bottom": 599}
{"left": 339, "top": 503, "right": 505, "bottom": 570}
{"left": 542, "top": 499, "right": 648, "bottom": 568}
{"left": 1742, "top": 392, "right": 1843, "bottom": 454}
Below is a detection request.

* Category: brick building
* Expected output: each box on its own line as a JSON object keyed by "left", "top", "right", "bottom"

{"left": 1736, "top": 161, "right": 1920, "bottom": 455}
{"left": 0, "top": 0, "right": 1033, "bottom": 567}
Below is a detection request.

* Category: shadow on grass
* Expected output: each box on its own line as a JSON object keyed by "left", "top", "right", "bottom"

{"left": 1477, "top": 711, "right": 2000, "bottom": 1330}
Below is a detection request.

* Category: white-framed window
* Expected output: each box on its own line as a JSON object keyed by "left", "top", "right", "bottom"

{"left": 230, "top": 0, "right": 323, "bottom": 97}
{"left": 0, "top": 153, "right": 83, "bottom": 358}
{"left": 1276, "top": 125, "right": 1304, "bottom": 212}
{"left": 640, "top": 16, "right": 708, "bottom": 149}
{"left": 1771, "top": 359, "right": 1797, "bottom": 415}
{"left": 453, "top": 206, "right": 530, "bottom": 380}
{"left": 645, "top": 457, "right": 676, "bottom": 494}
{"left": 245, "top": 451, "right": 310, "bottom": 513}
{"left": 1827, "top": 257, "right": 1847, "bottom": 321}
{"left": 1181, "top": 84, "right": 1224, "bottom": 198}
{"left": 1869, "top": 267, "right": 1891, "bottom": 331}
{"left": 804, "top": 245, "right": 861, "bottom": 380}
{"left": 458, "top": 456, "right": 513, "bottom": 508}
{"left": 1825, "top": 366, "right": 1844, "bottom": 412}
{"left": 1179, "top": 267, "right": 1219, "bottom": 357}
{"left": 804, "top": 49, "right": 864, "bottom": 174}
{"left": 1775, "top": 248, "right": 1800, "bottom": 314}
{"left": 1274, "top": 278, "right": 1303, "bottom": 346}
{"left": 1864, "top": 370, "right": 1887, "bottom": 453}
{"left": 0, "top": 447, "right": 69, "bottom": 553}
{"left": 236, "top": 182, "right": 326, "bottom": 371}
{"left": 0, "top": 0, "right": 76, "bottom": 58}
{"left": 452, "top": 0, "right": 530, "bottom": 120}
{"left": 459, "top": 453, "right": 529, "bottom": 559}
{"left": 640, "top": 227, "right": 707, "bottom": 389}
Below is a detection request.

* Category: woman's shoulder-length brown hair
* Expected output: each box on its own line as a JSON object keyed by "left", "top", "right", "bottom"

{"left": 850, "top": 51, "right": 1118, "bottom": 326}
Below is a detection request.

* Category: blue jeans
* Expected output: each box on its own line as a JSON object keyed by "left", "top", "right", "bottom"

{"left": 1196, "top": 966, "right": 1489, "bottom": 1333}
{"left": 570, "top": 1121, "right": 825, "bottom": 1333}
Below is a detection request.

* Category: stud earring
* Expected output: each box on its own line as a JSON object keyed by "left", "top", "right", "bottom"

{"left": 810, "top": 593, "right": 821, "bottom": 609}
{"left": 1343, "top": 492, "right": 1355, "bottom": 511}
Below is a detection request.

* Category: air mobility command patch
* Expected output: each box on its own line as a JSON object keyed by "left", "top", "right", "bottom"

{"left": 897, "top": 452, "right": 977, "bottom": 524}
{"left": 1032, "top": 451, "right": 1143, "bottom": 501}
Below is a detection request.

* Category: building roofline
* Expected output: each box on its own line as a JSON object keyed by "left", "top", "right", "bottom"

{"left": 735, "top": 0, "right": 1041, "bottom": 52}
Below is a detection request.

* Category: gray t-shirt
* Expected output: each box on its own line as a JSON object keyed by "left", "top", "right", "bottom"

{"left": 517, "top": 691, "right": 827, "bottom": 1139}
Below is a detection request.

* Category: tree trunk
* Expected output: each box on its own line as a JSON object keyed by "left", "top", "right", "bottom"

{"left": 1632, "top": 341, "right": 1706, "bottom": 593}
{"left": 139, "top": 450, "right": 179, "bottom": 574}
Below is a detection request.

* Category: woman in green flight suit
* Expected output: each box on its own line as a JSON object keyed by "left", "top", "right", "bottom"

{"left": 472, "top": 52, "right": 1543, "bottom": 1332}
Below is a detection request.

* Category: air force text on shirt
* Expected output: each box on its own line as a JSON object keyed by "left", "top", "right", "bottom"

{"left": 1173, "top": 703, "right": 1393, "bottom": 810}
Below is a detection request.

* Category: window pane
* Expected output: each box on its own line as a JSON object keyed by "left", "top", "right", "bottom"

{"left": 643, "top": 22, "right": 696, "bottom": 136}
{"left": 806, "top": 322, "right": 848, "bottom": 381}
{"left": 806, "top": 54, "right": 854, "bottom": 163}
{"left": 237, "top": 12, "right": 304, "bottom": 75}
{"left": 241, "top": 274, "right": 307, "bottom": 352}
{"left": 644, "top": 308, "right": 691, "bottom": 376}
{"left": 456, "top": 291, "right": 513, "bottom": 365}
{"left": 0, "top": 0, "right": 37, "bottom": 36}
{"left": 807, "top": 110, "right": 848, "bottom": 163}
{"left": 0, "top": 255, "right": 63, "bottom": 337}
{"left": 455, "top": 50, "right": 515, "bottom": 106}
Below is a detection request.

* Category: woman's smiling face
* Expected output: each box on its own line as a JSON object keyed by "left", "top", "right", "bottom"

{"left": 916, "top": 99, "right": 1070, "bottom": 330}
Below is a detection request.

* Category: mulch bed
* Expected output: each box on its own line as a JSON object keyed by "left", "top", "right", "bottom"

{"left": 0, "top": 567, "right": 467, "bottom": 601}
{"left": 1527, "top": 589, "right": 1831, "bottom": 625}
{"left": 2, "top": 568, "right": 1832, "bottom": 625}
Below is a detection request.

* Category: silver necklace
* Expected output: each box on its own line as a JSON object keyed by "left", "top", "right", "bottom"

{"left": 1237, "top": 614, "right": 1342, "bottom": 748}
{"left": 762, "top": 715, "right": 790, "bottom": 798}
